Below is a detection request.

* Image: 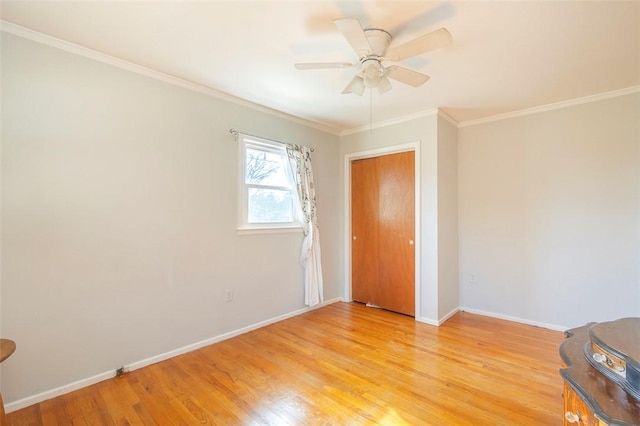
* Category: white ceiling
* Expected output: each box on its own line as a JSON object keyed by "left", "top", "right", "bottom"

{"left": 1, "top": 1, "right": 639, "bottom": 133}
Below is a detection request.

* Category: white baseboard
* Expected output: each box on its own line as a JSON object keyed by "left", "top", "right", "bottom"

{"left": 5, "top": 297, "right": 342, "bottom": 413}
{"left": 416, "top": 307, "right": 460, "bottom": 326}
{"left": 415, "top": 316, "right": 438, "bottom": 326}
{"left": 438, "top": 307, "right": 460, "bottom": 324}
{"left": 5, "top": 369, "right": 116, "bottom": 414}
{"left": 459, "top": 306, "right": 567, "bottom": 332}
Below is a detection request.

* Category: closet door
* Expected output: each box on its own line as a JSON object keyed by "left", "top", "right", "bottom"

{"left": 351, "top": 157, "right": 379, "bottom": 305}
{"left": 377, "top": 151, "right": 415, "bottom": 316}
{"left": 351, "top": 151, "right": 415, "bottom": 316}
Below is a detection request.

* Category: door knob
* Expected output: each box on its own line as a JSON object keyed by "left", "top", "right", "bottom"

{"left": 409, "top": 240, "right": 414, "bottom": 245}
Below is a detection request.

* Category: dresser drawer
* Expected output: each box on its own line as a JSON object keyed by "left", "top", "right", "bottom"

{"left": 564, "top": 383, "right": 607, "bottom": 426}
{"left": 588, "top": 318, "right": 640, "bottom": 401}
{"left": 589, "top": 341, "right": 627, "bottom": 378}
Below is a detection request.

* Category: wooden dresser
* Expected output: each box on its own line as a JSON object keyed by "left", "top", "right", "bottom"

{"left": 0, "top": 339, "right": 17, "bottom": 424}
{"left": 559, "top": 319, "right": 640, "bottom": 425}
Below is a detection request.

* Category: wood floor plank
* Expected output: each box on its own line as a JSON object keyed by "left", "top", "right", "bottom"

{"left": 5, "top": 302, "right": 566, "bottom": 425}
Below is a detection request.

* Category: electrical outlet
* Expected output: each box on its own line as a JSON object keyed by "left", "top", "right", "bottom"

{"left": 470, "top": 274, "right": 476, "bottom": 285}
{"left": 225, "top": 289, "right": 233, "bottom": 302}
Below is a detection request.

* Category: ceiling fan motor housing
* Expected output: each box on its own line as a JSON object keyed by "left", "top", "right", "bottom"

{"left": 362, "top": 29, "right": 392, "bottom": 58}
{"left": 360, "top": 29, "right": 391, "bottom": 88}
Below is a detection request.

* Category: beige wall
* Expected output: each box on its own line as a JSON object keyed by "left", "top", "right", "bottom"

{"left": 0, "top": 33, "right": 341, "bottom": 406}
{"left": 458, "top": 93, "right": 640, "bottom": 328}
{"left": 437, "top": 116, "right": 459, "bottom": 319}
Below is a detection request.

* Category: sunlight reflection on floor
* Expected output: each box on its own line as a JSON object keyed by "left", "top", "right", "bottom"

{"left": 378, "top": 407, "right": 412, "bottom": 426}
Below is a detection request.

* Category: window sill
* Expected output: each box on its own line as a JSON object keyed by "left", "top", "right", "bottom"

{"left": 236, "top": 225, "right": 303, "bottom": 236}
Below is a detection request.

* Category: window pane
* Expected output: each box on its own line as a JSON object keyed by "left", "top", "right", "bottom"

{"left": 247, "top": 188, "right": 293, "bottom": 223}
{"left": 245, "top": 148, "right": 290, "bottom": 186}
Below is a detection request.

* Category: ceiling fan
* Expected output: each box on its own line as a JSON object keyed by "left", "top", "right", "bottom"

{"left": 295, "top": 18, "right": 452, "bottom": 95}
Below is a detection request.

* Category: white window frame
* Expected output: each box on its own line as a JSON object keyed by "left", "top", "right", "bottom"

{"left": 237, "top": 134, "right": 301, "bottom": 234}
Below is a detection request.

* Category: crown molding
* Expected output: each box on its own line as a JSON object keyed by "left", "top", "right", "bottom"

{"left": 3, "top": 20, "right": 636, "bottom": 136}
{"left": 339, "top": 107, "right": 459, "bottom": 136}
{"left": 0, "top": 20, "right": 341, "bottom": 136}
{"left": 339, "top": 85, "right": 639, "bottom": 135}
{"left": 436, "top": 109, "right": 458, "bottom": 127}
{"left": 340, "top": 107, "right": 442, "bottom": 136}
{"left": 458, "top": 85, "right": 640, "bottom": 128}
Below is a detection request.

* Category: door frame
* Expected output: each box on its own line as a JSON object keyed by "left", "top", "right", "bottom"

{"left": 343, "top": 142, "right": 421, "bottom": 319}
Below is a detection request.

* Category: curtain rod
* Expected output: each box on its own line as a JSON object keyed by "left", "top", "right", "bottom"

{"left": 229, "top": 128, "right": 314, "bottom": 152}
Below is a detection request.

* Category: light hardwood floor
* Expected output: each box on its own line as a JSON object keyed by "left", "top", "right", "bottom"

{"left": 6, "top": 302, "right": 566, "bottom": 425}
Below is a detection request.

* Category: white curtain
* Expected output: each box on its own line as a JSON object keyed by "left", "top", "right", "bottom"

{"left": 286, "top": 144, "right": 323, "bottom": 307}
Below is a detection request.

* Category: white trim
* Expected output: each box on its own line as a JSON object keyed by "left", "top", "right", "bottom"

{"left": 343, "top": 142, "right": 421, "bottom": 320}
{"left": 236, "top": 226, "right": 302, "bottom": 236}
{"left": 343, "top": 156, "right": 352, "bottom": 303}
{"left": 4, "top": 298, "right": 342, "bottom": 413}
{"left": 340, "top": 108, "right": 440, "bottom": 136}
{"left": 414, "top": 144, "right": 422, "bottom": 322}
{"left": 5, "top": 19, "right": 636, "bottom": 136}
{"left": 416, "top": 307, "right": 459, "bottom": 326}
{"left": 437, "top": 109, "right": 459, "bottom": 127}
{"left": 5, "top": 20, "right": 636, "bottom": 136}
{"left": 458, "top": 86, "right": 640, "bottom": 128}
{"left": 4, "top": 369, "right": 117, "bottom": 415}
{"left": 339, "top": 86, "right": 640, "bottom": 134}
{"left": 339, "top": 86, "right": 639, "bottom": 134}
{"left": 416, "top": 316, "right": 440, "bottom": 326}
{"left": 438, "top": 307, "right": 460, "bottom": 325}
{"left": 344, "top": 142, "right": 417, "bottom": 160}
{"left": 0, "top": 19, "right": 340, "bottom": 136}
{"left": 459, "top": 306, "right": 567, "bottom": 332}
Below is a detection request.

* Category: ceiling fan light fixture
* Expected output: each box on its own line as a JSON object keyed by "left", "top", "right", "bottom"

{"left": 298, "top": 18, "right": 449, "bottom": 95}
{"left": 362, "top": 59, "right": 382, "bottom": 76}
{"left": 342, "top": 75, "right": 365, "bottom": 95}
{"left": 377, "top": 76, "right": 392, "bottom": 94}
{"left": 363, "top": 75, "right": 379, "bottom": 88}
{"left": 361, "top": 59, "right": 384, "bottom": 88}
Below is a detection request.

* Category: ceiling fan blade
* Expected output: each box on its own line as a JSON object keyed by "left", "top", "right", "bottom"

{"left": 377, "top": 76, "right": 392, "bottom": 94}
{"left": 385, "top": 28, "right": 452, "bottom": 62}
{"left": 295, "top": 62, "right": 354, "bottom": 70}
{"left": 341, "top": 75, "right": 365, "bottom": 96}
{"left": 386, "top": 66, "right": 430, "bottom": 87}
{"left": 334, "top": 18, "right": 372, "bottom": 59}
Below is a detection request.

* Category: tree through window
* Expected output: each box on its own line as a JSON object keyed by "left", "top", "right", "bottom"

{"left": 239, "top": 135, "right": 299, "bottom": 230}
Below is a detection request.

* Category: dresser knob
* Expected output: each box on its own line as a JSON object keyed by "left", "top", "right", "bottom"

{"left": 565, "top": 411, "right": 580, "bottom": 423}
{"left": 592, "top": 352, "right": 608, "bottom": 363}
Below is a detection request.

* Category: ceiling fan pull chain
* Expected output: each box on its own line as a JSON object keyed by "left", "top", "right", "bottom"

{"left": 370, "top": 89, "right": 373, "bottom": 135}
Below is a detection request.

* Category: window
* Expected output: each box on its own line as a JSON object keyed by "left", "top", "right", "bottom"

{"left": 238, "top": 134, "right": 299, "bottom": 232}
